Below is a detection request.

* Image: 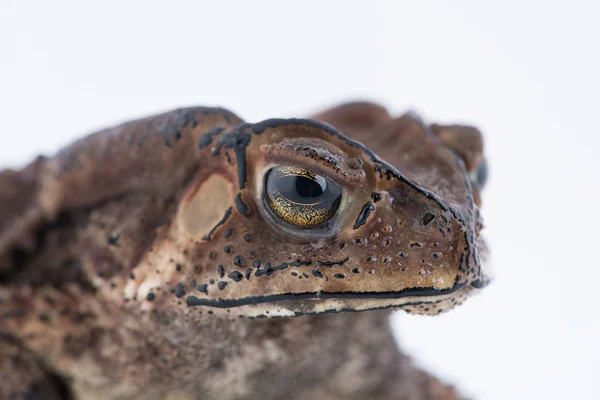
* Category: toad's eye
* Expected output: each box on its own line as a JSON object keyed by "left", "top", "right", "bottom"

{"left": 264, "top": 166, "right": 342, "bottom": 228}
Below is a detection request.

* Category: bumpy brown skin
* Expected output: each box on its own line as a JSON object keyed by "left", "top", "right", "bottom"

{"left": 0, "top": 102, "right": 486, "bottom": 399}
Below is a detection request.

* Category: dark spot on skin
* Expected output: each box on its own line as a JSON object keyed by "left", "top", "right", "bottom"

{"left": 235, "top": 192, "right": 251, "bottom": 217}
{"left": 3, "top": 309, "right": 26, "bottom": 318}
{"left": 197, "top": 284, "right": 208, "bottom": 294}
{"left": 398, "top": 251, "right": 407, "bottom": 258}
{"left": 153, "top": 218, "right": 166, "bottom": 229}
{"left": 163, "top": 128, "right": 183, "bottom": 148}
{"left": 198, "top": 136, "right": 212, "bottom": 150}
{"left": 410, "top": 242, "right": 423, "bottom": 248}
{"left": 213, "top": 131, "right": 252, "bottom": 189}
{"left": 224, "top": 246, "right": 231, "bottom": 254}
{"left": 129, "top": 273, "right": 135, "bottom": 280}
{"left": 311, "top": 270, "right": 324, "bottom": 278}
{"left": 244, "top": 269, "right": 252, "bottom": 280}
{"left": 316, "top": 257, "right": 349, "bottom": 268}
{"left": 73, "top": 312, "right": 88, "bottom": 323}
{"left": 38, "top": 313, "right": 49, "bottom": 322}
{"left": 175, "top": 264, "right": 182, "bottom": 271}
{"left": 209, "top": 251, "right": 216, "bottom": 259}
{"left": 333, "top": 273, "right": 346, "bottom": 279}
{"left": 233, "top": 255, "right": 244, "bottom": 267}
{"left": 146, "top": 292, "right": 155, "bottom": 301}
{"left": 174, "top": 283, "right": 186, "bottom": 298}
{"left": 43, "top": 295, "right": 56, "bottom": 306}
{"left": 190, "top": 280, "right": 197, "bottom": 288}
{"left": 432, "top": 253, "right": 441, "bottom": 260}
{"left": 252, "top": 260, "right": 261, "bottom": 268}
{"left": 421, "top": 212, "right": 435, "bottom": 226}
{"left": 352, "top": 268, "right": 361, "bottom": 274}
{"left": 371, "top": 192, "right": 382, "bottom": 202}
{"left": 108, "top": 234, "right": 120, "bottom": 246}
{"left": 244, "top": 234, "right": 252, "bottom": 243}
{"left": 353, "top": 201, "right": 375, "bottom": 229}
{"left": 228, "top": 271, "right": 243, "bottom": 282}
{"left": 255, "top": 263, "right": 275, "bottom": 277}
{"left": 217, "top": 265, "right": 225, "bottom": 278}
{"left": 193, "top": 265, "right": 200, "bottom": 272}
{"left": 224, "top": 228, "right": 233, "bottom": 239}
{"left": 203, "top": 207, "right": 232, "bottom": 241}
{"left": 218, "top": 281, "right": 228, "bottom": 290}
{"left": 291, "top": 272, "right": 298, "bottom": 276}
{"left": 338, "top": 243, "right": 345, "bottom": 249}
{"left": 198, "top": 125, "right": 225, "bottom": 149}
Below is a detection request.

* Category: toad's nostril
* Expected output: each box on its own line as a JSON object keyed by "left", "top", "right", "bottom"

{"left": 421, "top": 212, "right": 435, "bottom": 226}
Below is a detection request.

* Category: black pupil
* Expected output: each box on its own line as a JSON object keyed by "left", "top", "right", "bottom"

{"left": 296, "top": 176, "right": 324, "bottom": 198}
{"left": 276, "top": 175, "right": 327, "bottom": 204}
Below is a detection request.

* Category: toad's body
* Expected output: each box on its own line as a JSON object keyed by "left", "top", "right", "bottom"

{"left": 0, "top": 102, "right": 487, "bottom": 399}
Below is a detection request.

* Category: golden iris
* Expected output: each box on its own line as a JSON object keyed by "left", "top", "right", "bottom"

{"left": 264, "top": 166, "right": 342, "bottom": 227}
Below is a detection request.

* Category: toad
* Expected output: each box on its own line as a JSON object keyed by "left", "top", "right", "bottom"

{"left": 0, "top": 102, "right": 488, "bottom": 399}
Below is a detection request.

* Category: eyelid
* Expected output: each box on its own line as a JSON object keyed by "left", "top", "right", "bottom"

{"left": 276, "top": 165, "right": 319, "bottom": 180}
{"left": 260, "top": 142, "right": 366, "bottom": 187}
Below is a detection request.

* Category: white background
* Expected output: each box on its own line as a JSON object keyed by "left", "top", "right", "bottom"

{"left": 1, "top": 1, "right": 599, "bottom": 399}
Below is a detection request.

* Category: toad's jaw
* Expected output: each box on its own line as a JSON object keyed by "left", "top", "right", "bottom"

{"left": 184, "top": 281, "right": 481, "bottom": 317}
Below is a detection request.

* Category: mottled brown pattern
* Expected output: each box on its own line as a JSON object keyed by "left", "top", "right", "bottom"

{"left": 0, "top": 102, "right": 487, "bottom": 399}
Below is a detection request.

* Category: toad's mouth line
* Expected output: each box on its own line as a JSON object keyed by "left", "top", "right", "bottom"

{"left": 185, "top": 281, "right": 476, "bottom": 308}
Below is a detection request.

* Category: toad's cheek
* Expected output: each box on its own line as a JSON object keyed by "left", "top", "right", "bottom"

{"left": 183, "top": 285, "right": 477, "bottom": 317}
